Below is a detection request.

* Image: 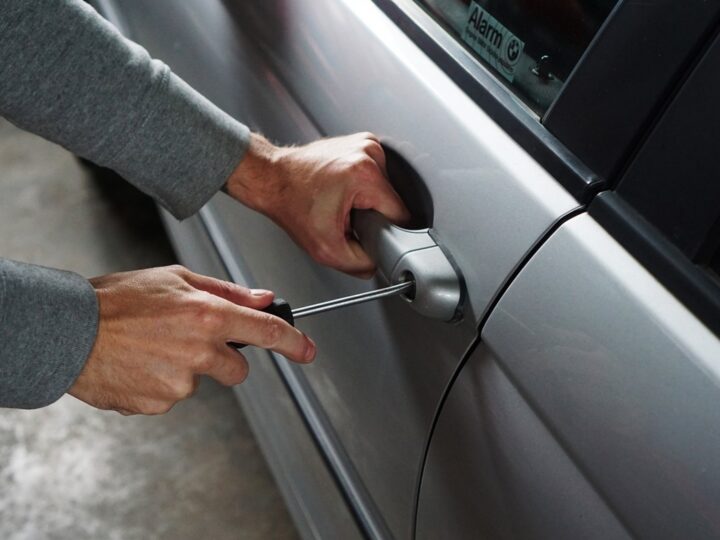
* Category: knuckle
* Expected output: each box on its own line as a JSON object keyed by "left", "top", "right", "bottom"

{"left": 140, "top": 400, "right": 173, "bottom": 416}
{"left": 352, "top": 154, "right": 375, "bottom": 170}
{"left": 258, "top": 315, "right": 284, "bottom": 348}
{"left": 167, "top": 264, "right": 188, "bottom": 276}
{"left": 312, "top": 242, "right": 336, "bottom": 267}
{"left": 362, "top": 139, "right": 381, "bottom": 153}
{"left": 156, "top": 403, "right": 174, "bottom": 415}
{"left": 229, "top": 361, "right": 250, "bottom": 386}
{"left": 190, "top": 296, "right": 224, "bottom": 330}
{"left": 110, "top": 405, "right": 136, "bottom": 416}
{"left": 169, "top": 379, "right": 195, "bottom": 400}
{"left": 218, "top": 280, "right": 239, "bottom": 297}
{"left": 236, "top": 365, "right": 250, "bottom": 385}
{"left": 193, "top": 349, "right": 216, "bottom": 372}
{"left": 350, "top": 156, "right": 381, "bottom": 182}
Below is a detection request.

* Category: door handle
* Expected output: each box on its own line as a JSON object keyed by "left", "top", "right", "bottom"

{"left": 353, "top": 210, "right": 463, "bottom": 321}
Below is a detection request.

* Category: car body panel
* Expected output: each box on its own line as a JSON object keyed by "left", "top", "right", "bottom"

{"left": 465, "top": 214, "right": 720, "bottom": 539}
{"left": 416, "top": 342, "right": 630, "bottom": 539}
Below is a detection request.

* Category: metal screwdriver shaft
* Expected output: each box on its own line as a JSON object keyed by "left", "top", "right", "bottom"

{"left": 231, "top": 281, "right": 414, "bottom": 350}
{"left": 292, "top": 281, "right": 414, "bottom": 319}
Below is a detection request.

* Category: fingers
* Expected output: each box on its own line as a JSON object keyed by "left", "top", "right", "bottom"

{"left": 362, "top": 138, "right": 387, "bottom": 173}
{"left": 77, "top": 264, "right": 316, "bottom": 417}
{"left": 309, "top": 239, "right": 375, "bottom": 278}
{"left": 181, "top": 268, "right": 275, "bottom": 309}
{"left": 221, "top": 304, "right": 316, "bottom": 364}
{"left": 354, "top": 163, "right": 411, "bottom": 225}
{"left": 330, "top": 237, "right": 376, "bottom": 278}
{"left": 202, "top": 345, "right": 251, "bottom": 386}
{"left": 353, "top": 135, "right": 411, "bottom": 226}
{"left": 370, "top": 183, "right": 412, "bottom": 225}
{"left": 360, "top": 131, "right": 381, "bottom": 144}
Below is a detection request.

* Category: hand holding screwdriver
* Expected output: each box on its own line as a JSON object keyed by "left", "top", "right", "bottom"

{"left": 231, "top": 281, "right": 414, "bottom": 349}
{"left": 69, "top": 266, "right": 316, "bottom": 416}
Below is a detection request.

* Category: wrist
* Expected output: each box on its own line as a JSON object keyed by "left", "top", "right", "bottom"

{"left": 225, "top": 133, "right": 288, "bottom": 213}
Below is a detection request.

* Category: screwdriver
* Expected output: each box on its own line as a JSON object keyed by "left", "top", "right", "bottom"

{"left": 231, "top": 281, "right": 414, "bottom": 349}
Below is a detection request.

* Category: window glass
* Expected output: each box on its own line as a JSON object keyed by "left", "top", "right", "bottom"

{"left": 711, "top": 250, "right": 720, "bottom": 279}
{"left": 415, "top": 0, "right": 618, "bottom": 114}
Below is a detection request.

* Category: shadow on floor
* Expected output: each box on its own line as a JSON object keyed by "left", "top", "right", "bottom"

{"left": 77, "top": 158, "right": 175, "bottom": 264}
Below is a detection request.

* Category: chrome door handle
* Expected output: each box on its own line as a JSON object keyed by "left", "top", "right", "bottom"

{"left": 353, "top": 210, "right": 463, "bottom": 321}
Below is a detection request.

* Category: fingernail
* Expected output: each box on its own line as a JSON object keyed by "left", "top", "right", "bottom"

{"left": 251, "top": 289, "right": 272, "bottom": 296}
{"left": 305, "top": 338, "right": 317, "bottom": 362}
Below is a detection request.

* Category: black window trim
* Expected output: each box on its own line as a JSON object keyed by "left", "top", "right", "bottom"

{"left": 613, "top": 22, "right": 720, "bottom": 266}
{"left": 590, "top": 17, "right": 720, "bottom": 339}
{"left": 545, "top": 1, "right": 720, "bottom": 186}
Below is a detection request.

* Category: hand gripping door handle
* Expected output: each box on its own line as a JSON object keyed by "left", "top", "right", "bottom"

{"left": 353, "top": 210, "right": 463, "bottom": 322}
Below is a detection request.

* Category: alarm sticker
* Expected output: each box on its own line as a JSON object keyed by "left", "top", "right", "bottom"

{"left": 462, "top": 2, "right": 525, "bottom": 82}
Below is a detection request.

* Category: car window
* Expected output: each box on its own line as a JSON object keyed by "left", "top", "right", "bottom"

{"left": 415, "top": 0, "right": 618, "bottom": 114}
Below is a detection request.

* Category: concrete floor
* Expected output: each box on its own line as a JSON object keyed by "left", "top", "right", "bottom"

{"left": 0, "top": 119, "right": 299, "bottom": 540}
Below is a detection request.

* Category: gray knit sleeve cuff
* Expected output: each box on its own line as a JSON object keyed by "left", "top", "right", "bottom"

{"left": 107, "top": 72, "right": 251, "bottom": 220}
{"left": 0, "top": 259, "right": 98, "bottom": 409}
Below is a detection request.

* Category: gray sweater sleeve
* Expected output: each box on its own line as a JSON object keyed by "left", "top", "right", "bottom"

{"left": 0, "top": 260, "right": 98, "bottom": 409}
{"left": 0, "top": 0, "right": 251, "bottom": 218}
{"left": 0, "top": 0, "right": 252, "bottom": 408}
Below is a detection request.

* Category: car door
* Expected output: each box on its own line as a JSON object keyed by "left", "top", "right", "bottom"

{"left": 417, "top": 10, "right": 720, "bottom": 540}
{"left": 90, "top": 0, "right": 719, "bottom": 538}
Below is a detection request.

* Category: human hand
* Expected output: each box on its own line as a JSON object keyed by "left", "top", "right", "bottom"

{"left": 69, "top": 265, "right": 315, "bottom": 415}
{"left": 226, "top": 132, "right": 411, "bottom": 278}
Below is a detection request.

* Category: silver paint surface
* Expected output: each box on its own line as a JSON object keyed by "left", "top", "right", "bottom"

{"left": 417, "top": 343, "right": 630, "bottom": 539}
{"left": 483, "top": 215, "right": 720, "bottom": 539}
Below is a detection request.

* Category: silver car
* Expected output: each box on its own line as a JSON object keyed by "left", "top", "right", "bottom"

{"left": 91, "top": 1, "right": 720, "bottom": 538}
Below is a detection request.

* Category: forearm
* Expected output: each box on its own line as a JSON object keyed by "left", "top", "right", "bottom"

{"left": 0, "top": 0, "right": 250, "bottom": 219}
{"left": 0, "top": 259, "right": 98, "bottom": 409}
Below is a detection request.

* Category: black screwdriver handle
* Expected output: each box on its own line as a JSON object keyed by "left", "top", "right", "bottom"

{"left": 262, "top": 298, "right": 295, "bottom": 326}
{"left": 230, "top": 299, "right": 295, "bottom": 350}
